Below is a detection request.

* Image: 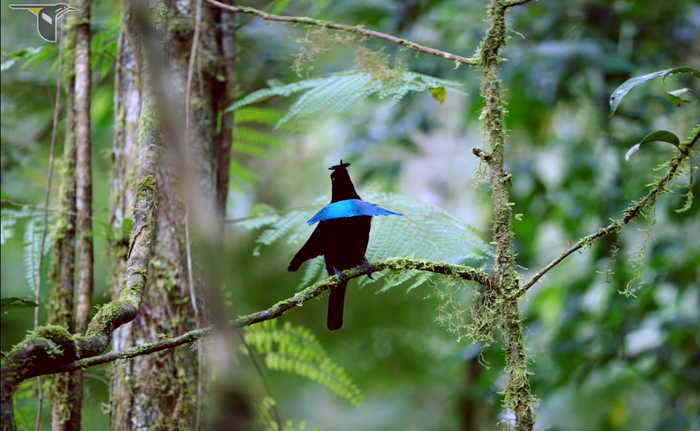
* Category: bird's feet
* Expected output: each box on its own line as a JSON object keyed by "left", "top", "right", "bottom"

{"left": 333, "top": 268, "right": 349, "bottom": 284}
{"left": 362, "top": 260, "right": 374, "bottom": 280}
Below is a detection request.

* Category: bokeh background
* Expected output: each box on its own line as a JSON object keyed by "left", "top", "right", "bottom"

{"left": 2, "top": 0, "right": 699, "bottom": 430}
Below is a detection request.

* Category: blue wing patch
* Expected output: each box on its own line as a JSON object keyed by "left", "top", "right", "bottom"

{"left": 307, "top": 199, "right": 403, "bottom": 225}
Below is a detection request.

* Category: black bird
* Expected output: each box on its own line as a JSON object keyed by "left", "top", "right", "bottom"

{"left": 288, "top": 160, "right": 402, "bottom": 330}
{"left": 9, "top": 3, "right": 77, "bottom": 43}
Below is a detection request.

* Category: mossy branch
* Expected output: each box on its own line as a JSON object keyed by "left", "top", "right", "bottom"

{"left": 0, "top": 95, "right": 161, "bottom": 431}
{"left": 477, "top": 0, "right": 536, "bottom": 429}
{"left": 3, "top": 258, "right": 492, "bottom": 376}
{"left": 522, "top": 127, "right": 699, "bottom": 293}
{"left": 204, "top": 0, "right": 479, "bottom": 67}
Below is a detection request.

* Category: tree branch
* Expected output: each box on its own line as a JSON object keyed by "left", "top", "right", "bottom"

{"left": 19, "top": 258, "right": 490, "bottom": 374}
{"left": 0, "top": 91, "right": 161, "bottom": 431}
{"left": 204, "top": 0, "right": 479, "bottom": 67}
{"left": 478, "top": 0, "right": 535, "bottom": 429}
{"left": 522, "top": 127, "right": 699, "bottom": 293}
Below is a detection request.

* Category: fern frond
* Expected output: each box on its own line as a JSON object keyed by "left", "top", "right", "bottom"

{"left": 228, "top": 107, "right": 302, "bottom": 191}
{"left": 235, "top": 127, "right": 289, "bottom": 149}
{"left": 2, "top": 208, "right": 56, "bottom": 293}
{"left": 229, "top": 71, "right": 466, "bottom": 127}
{"left": 0, "top": 208, "right": 19, "bottom": 244}
{"left": 256, "top": 211, "right": 308, "bottom": 246}
{"left": 229, "top": 79, "right": 325, "bottom": 111}
{"left": 257, "top": 396, "right": 323, "bottom": 431}
{"left": 244, "top": 320, "right": 363, "bottom": 407}
{"left": 269, "top": 0, "right": 294, "bottom": 15}
{"left": 237, "top": 193, "right": 492, "bottom": 292}
{"left": 298, "top": 256, "right": 325, "bottom": 291}
{"left": 23, "top": 215, "right": 39, "bottom": 294}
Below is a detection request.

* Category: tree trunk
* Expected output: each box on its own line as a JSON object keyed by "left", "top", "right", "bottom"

{"left": 108, "top": 0, "right": 229, "bottom": 428}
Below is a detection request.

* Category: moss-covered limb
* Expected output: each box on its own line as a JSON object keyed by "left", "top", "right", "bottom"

{"left": 374, "top": 258, "right": 494, "bottom": 287}
{"left": 204, "top": 0, "right": 478, "bottom": 67}
{"left": 522, "top": 126, "right": 700, "bottom": 293}
{"left": 501, "top": 301, "right": 536, "bottom": 429}
{"left": 84, "top": 97, "right": 160, "bottom": 353}
{"left": 1, "top": 326, "right": 78, "bottom": 431}
{"left": 477, "top": 1, "right": 535, "bottom": 429}
{"left": 47, "top": 258, "right": 488, "bottom": 372}
{"left": 0, "top": 95, "right": 161, "bottom": 431}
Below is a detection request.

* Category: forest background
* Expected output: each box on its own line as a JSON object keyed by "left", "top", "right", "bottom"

{"left": 1, "top": 0, "right": 699, "bottom": 430}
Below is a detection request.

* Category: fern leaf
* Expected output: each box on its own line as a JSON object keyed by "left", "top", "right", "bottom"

{"left": 234, "top": 127, "right": 290, "bottom": 150}
{"left": 244, "top": 320, "right": 363, "bottom": 406}
{"left": 226, "top": 106, "right": 302, "bottom": 193}
{"left": 230, "top": 71, "right": 466, "bottom": 127}
{"left": 235, "top": 107, "right": 285, "bottom": 126}
{"left": 22, "top": 212, "right": 42, "bottom": 294}
{"left": 1, "top": 208, "right": 19, "bottom": 244}
{"left": 236, "top": 193, "right": 492, "bottom": 291}
{"left": 269, "top": 0, "right": 294, "bottom": 15}
{"left": 298, "top": 256, "right": 325, "bottom": 291}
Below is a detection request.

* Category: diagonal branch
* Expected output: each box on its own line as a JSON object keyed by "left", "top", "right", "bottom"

{"left": 522, "top": 127, "right": 699, "bottom": 293}
{"left": 37, "top": 258, "right": 490, "bottom": 373}
{"left": 204, "top": 0, "right": 479, "bottom": 67}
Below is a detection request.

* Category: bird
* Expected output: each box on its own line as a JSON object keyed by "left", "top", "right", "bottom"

{"left": 288, "top": 160, "right": 402, "bottom": 330}
{"left": 9, "top": 3, "right": 77, "bottom": 43}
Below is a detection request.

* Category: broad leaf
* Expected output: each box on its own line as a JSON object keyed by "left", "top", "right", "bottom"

{"left": 609, "top": 66, "right": 700, "bottom": 118}
{"left": 1, "top": 297, "right": 38, "bottom": 312}
{"left": 429, "top": 87, "right": 446, "bottom": 104}
{"left": 625, "top": 130, "right": 680, "bottom": 161}
{"left": 665, "top": 88, "right": 699, "bottom": 107}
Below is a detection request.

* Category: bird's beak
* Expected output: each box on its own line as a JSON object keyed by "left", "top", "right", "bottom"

{"left": 57, "top": 6, "right": 78, "bottom": 18}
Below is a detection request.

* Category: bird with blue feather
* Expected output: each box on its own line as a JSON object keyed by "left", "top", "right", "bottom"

{"left": 288, "top": 160, "right": 403, "bottom": 330}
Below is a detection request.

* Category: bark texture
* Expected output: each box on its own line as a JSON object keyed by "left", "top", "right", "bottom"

{"left": 108, "top": 0, "right": 229, "bottom": 428}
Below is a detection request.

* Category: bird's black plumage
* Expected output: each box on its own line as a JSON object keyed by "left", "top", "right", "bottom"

{"left": 288, "top": 161, "right": 375, "bottom": 330}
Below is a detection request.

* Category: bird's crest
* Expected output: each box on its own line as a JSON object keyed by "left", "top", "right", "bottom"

{"left": 329, "top": 160, "right": 351, "bottom": 171}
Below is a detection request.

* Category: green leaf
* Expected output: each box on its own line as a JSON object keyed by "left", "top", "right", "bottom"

{"left": 1, "top": 297, "right": 38, "bottom": 312}
{"left": 1, "top": 190, "right": 7, "bottom": 200}
{"left": 22, "top": 45, "right": 57, "bottom": 70}
{"left": 665, "top": 88, "right": 699, "bottom": 107}
{"left": 608, "top": 66, "right": 700, "bottom": 118}
{"left": 243, "top": 320, "right": 364, "bottom": 406}
{"left": 228, "top": 71, "right": 466, "bottom": 127}
{"left": 269, "top": 0, "right": 294, "bottom": 15}
{"left": 663, "top": 66, "right": 700, "bottom": 81}
{"left": 625, "top": 130, "right": 680, "bottom": 161}
{"left": 429, "top": 86, "right": 446, "bottom": 104}
{"left": 1, "top": 46, "right": 45, "bottom": 72}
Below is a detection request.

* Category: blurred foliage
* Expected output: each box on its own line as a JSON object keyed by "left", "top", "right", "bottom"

{"left": 243, "top": 320, "right": 364, "bottom": 407}
{"left": 1, "top": 1, "right": 699, "bottom": 431}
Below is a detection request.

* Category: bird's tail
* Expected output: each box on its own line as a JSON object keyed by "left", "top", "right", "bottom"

{"left": 327, "top": 280, "right": 347, "bottom": 331}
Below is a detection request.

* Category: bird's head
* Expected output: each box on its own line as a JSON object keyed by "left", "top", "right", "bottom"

{"left": 329, "top": 159, "right": 351, "bottom": 184}
{"left": 328, "top": 159, "right": 361, "bottom": 202}
{"left": 55, "top": 3, "right": 77, "bottom": 18}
